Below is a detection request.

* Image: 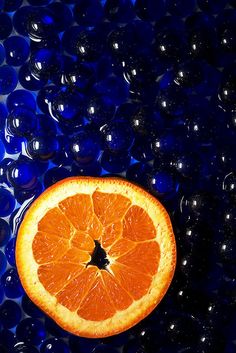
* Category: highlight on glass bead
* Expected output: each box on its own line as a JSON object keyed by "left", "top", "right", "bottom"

{"left": 3, "top": 35, "right": 30, "bottom": 66}
{"left": 40, "top": 338, "right": 70, "bottom": 353}
{"left": 7, "top": 107, "right": 37, "bottom": 137}
{"left": 6, "top": 89, "right": 36, "bottom": 112}
{"left": 1, "top": 268, "right": 24, "bottom": 298}
{"left": 7, "top": 158, "right": 38, "bottom": 190}
{"left": 26, "top": 135, "right": 59, "bottom": 161}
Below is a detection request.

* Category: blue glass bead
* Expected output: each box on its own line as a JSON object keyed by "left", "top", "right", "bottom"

{"left": 0, "top": 103, "right": 7, "bottom": 130}
{"left": 26, "top": 8, "right": 55, "bottom": 41}
{"left": 49, "top": 88, "right": 84, "bottom": 126}
{"left": 97, "top": 76, "right": 129, "bottom": 105}
{"left": 5, "top": 238, "right": 16, "bottom": 267}
{"left": 15, "top": 182, "right": 43, "bottom": 205}
{"left": 37, "top": 114, "right": 57, "bottom": 137}
{"left": 101, "top": 151, "right": 131, "bottom": 173}
{"left": 0, "top": 158, "right": 14, "bottom": 185}
{"left": 26, "top": 135, "right": 59, "bottom": 161}
{"left": 74, "top": 0, "right": 103, "bottom": 26}
{"left": 19, "top": 63, "right": 47, "bottom": 91}
{"left": 198, "top": 0, "right": 227, "bottom": 14}
{"left": 0, "top": 139, "right": 5, "bottom": 163}
{"left": 0, "top": 65, "right": 18, "bottom": 95}
{"left": 0, "top": 44, "right": 5, "bottom": 65}
{"left": 30, "top": 35, "right": 61, "bottom": 54}
{"left": 43, "top": 167, "right": 71, "bottom": 189}
{"left": 37, "top": 85, "right": 58, "bottom": 114}
{"left": 69, "top": 335, "right": 100, "bottom": 353}
{"left": 0, "top": 250, "right": 7, "bottom": 276}
{"left": 174, "top": 154, "right": 198, "bottom": 178}
{"left": 7, "top": 159, "right": 38, "bottom": 190}
{"left": 29, "top": 49, "right": 62, "bottom": 81}
{"left": 4, "top": 0, "right": 23, "bottom": 12}
{"left": 0, "top": 329, "right": 17, "bottom": 351}
{"left": 62, "top": 26, "right": 83, "bottom": 55}
{"left": 16, "top": 318, "right": 46, "bottom": 345}
{"left": 126, "top": 162, "right": 151, "bottom": 187}
{"left": 65, "top": 62, "right": 95, "bottom": 91}
{"left": 3, "top": 135, "right": 23, "bottom": 155}
{"left": 70, "top": 130, "right": 102, "bottom": 164}
{"left": 7, "top": 90, "right": 36, "bottom": 113}
{"left": 104, "top": 0, "right": 134, "bottom": 23}
{"left": 22, "top": 294, "right": 44, "bottom": 318}
{"left": 107, "top": 26, "right": 135, "bottom": 59}
{"left": 0, "top": 300, "right": 21, "bottom": 328}
{"left": 147, "top": 170, "right": 178, "bottom": 197}
{"left": 74, "top": 29, "right": 104, "bottom": 62}
{"left": 135, "top": 0, "right": 165, "bottom": 21}
{"left": 7, "top": 107, "right": 37, "bottom": 138}
{"left": 102, "top": 121, "right": 134, "bottom": 153}
{"left": 131, "top": 137, "right": 154, "bottom": 162}
{"left": 0, "top": 13, "right": 12, "bottom": 40}
{"left": 1, "top": 268, "right": 24, "bottom": 298}
{"left": 218, "top": 68, "right": 236, "bottom": 112}
{"left": 40, "top": 338, "right": 70, "bottom": 353}
{"left": 0, "top": 219, "right": 11, "bottom": 247}
{"left": 72, "top": 160, "right": 102, "bottom": 177}
{"left": 13, "top": 6, "right": 35, "bottom": 36}
{"left": 155, "top": 87, "right": 187, "bottom": 116}
{"left": 4, "top": 36, "right": 30, "bottom": 67}
{"left": 11, "top": 342, "right": 39, "bottom": 353}
{"left": 44, "top": 316, "right": 68, "bottom": 338}
{"left": 52, "top": 136, "right": 73, "bottom": 167}
{"left": 86, "top": 95, "right": 115, "bottom": 126}
{"left": 166, "top": 0, "right": 196, "bottom": 17}
{"left": 151, "top": 130, "right": 186, "bottom": 157}
{"left": 48, "top": 2, "right": 73, "bottom": 32}
{"left": 0, "top": 188, "right": 15, "bottom": 218}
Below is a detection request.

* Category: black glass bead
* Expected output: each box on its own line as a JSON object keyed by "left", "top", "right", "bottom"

{"left": 19, "top": 63, "right": 47, "bottom": 91}
{"left": 26, "top": 135, "right": 59, "bottom": 161}
{"left": 13, "top": 6, "right": 35, "bottom": 36}
{"left": 135, "top": 0, "right": 165, "bottom": 21}
{"left": 101, "top": 151, "right": 131, "bottom": 173}
{"left": 0, "top": 329, "right": 17, "bottom": 352}
{"left": 187, "top": 28, "right": 217, "bottom": 62}
{"left": 74, "top": 0, "right": 104, "bottom": 26}
{"left": 43, "top": 167, "right": 71, "bottom": 189}
{"left": 69, "top": 336, "right": 100, "bottom": 353}
{"left": 65, "top": 62, "right": 95, "bottom": 91}
{"left": 26, "top": 8, "right": 56, "bottom": 41}
{"left": 52, "top": 135, "right": 73, "bottom": 167}
{"left": 29, "top": 48, "right": 62, "bottom": 81}
{"left": 74, "top": 29, "right": 104, "bottom": 62}
{"left": 104, "top": 0, "right": 134, "bottom": 23}
{"left": 44, "top": 316, "right": 68, "bottom": 338}
{"left": 40, "top": 338, "right": 70, "bottom": 353}
{"left": 4, "top": 36, "right": 30, "bottom": 67}
{"left": 0, "top": 13, "right": 12, "bottom": 40}
{"left": 151, "top": 130, "right": 186, "bottom": 157}
{"left": 7, "top": 107, "right": 37, "bottom": 138}
{"left": 48, "top": 2, "right": 73, "bottom": 32}
{"left": 4, "top": 0, "right": 23, "bottom": 12}
{"left": 37, "top": 85, "right": 58, "bottom": 114}
{"left": 147, "top": 169, "right": 179, "bottom": 199}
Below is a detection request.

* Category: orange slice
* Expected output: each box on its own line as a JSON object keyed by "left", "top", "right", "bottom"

{"left": 16, "top": 177, "right": 176, "bottom": 338}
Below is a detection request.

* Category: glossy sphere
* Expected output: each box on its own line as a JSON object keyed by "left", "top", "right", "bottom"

{"left": 95, "top": 76, "right": 129, "bottom": 105}
{"left": 102, "top": 121, "right": 134, "bottom": 153}
{"left": 27, "top": 135, "right": 59, "bottom": 161}
{"left": 7, "top": 90, "right": 36, "bottom": 112}
{"left": 43, "top": 167, "right": 71, "bottom": 189}
{"left": 74, "top": 0, "right": 103, "bottom": 26}
{"left": 0, "top": 250, "right": 7, "bottom": 276}
{"left": 26, "top": 9, "right": 55, "bottom": 41}
{"left": 101, "top": 151, "right": 131, "bottom": 173}
{"left": 30, "top": 49, "right": 62, "bottom": 81}
{"left": 65, "top": 62, "right": 95, "bottom": 91}
{"left": 0, "top": 219, "right": 11, "bottom": 247}
{"left": 3, "top": 135, "right": 23, "bottom": 155}
{"left": 70, "top": 130, "right": 102, "bottom": 164}
{"left": 104, "top": 0, "right": 134, "bottom": 23}
{"left": 126, "top": 162, "right": 151, "bottom": 186}
{"left": 87, "top": 96, "right": 115, "bottom": 126}
{"left": 3, "top": 0, "right": 23, "bottom": 12}
{"left": 13, "top": 6, "right": 35, "bottom": 36}
{"left": 0, "top": 44, "right": 5, "bottom": 65}
{"left": 37, "top": 85, "right": 58, "bottom": 114}
{"left": 19, "top": 63, "right": 47, "bottom": 91}
{"left": 74, "top": 29, "right": 104, "bottom": 61}
{"left": 0, "top": 65, "right": 18, "bottom": 95}
{"left": 0, "top": 188, "right": 15, "bottom": 218}
{"left": 156, "top": 87, "right": 187, "bottom": 116}
{"left": 16, "top": 318, "right": 46, "bottom": 345}
{"left": 1, "top": 268, "right": 23, "bottom": 298}
{"left": 22, "top": 295, "right": 44, "bottom": 318}
{"left": 7, "top": 107, "right": 37, "bottom": 137}
{"left": 48, "top": 2, "right": 73, "bottom": 32}
{"left": 166, "top": 0, "right": 196, "bottom": 17}
{"left": 40, "top": 338, "right": 70, "bottom": 353}
{"left": 11, "top": 342, "right": 39, "bottom": 353}
{"left": 148, "top": 170, "right": 178, "bottom": 197}
{"left": 4, "top": 36, "right": 30, "bottom": 66}
{"left": 0, "top": 300, "right": 21, "bottom": 328}
{"left": 5, "top": 238, "right": 16, "bottom": 267}
{"left": 7, "top": 159, "right": 38, "bottom": 190}
{"left": 135, "top": 0, "right": 165, "bottom": 21}
{"left": 0, "top": 13, "right": 12, "bottom": 40}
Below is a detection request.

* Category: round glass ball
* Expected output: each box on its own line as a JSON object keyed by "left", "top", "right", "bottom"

{"left": 0, "top": 188, "right": 15, "bottom": 218}
{"left": 4, "top": 36, "right": 30, "bottom": 66}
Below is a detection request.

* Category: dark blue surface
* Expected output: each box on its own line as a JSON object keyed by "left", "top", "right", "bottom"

{"left": 4, "top": 36, "right": 30, "bottom": 67}
{"left": 0, "top": 65, "right": 18, "bottom": 95}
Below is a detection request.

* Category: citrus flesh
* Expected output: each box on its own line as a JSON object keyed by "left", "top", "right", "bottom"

{"left": 16, "top": 177, "right": 176, "bottom": 338}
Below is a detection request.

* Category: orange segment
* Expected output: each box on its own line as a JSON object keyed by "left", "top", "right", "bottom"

{"left": 59, "top": 194, "right": 93, "bottom": 231}
{"left": 116, "top": 242, "right": 160, "bottom": 276}
{"left": 102, "top": 271, "right": 133, "bottom": 311}
{"left": 92, "top": 191, "right": 131, "bottom": 225}
{"left": 38, "top": 262, "right": 83, "bottom": 295}
{"left": 123, "top": 205, "right": 156, "bottom": 242}
{"left": 38, "top": 208, "right": 73, "bottom": 239}
{"left": 16, "top": 177, "right": 176, "bottom": 338}
{"left": 102, "top": 221, "right": 123, "bottom": 248}
{"left": 110, "top": 263, "right": 152, "bottom": 300}
{"left": 32, "top": 232, "right": 69, "bottom": 264}
{"left": 56, "top": 267, "right": 98, "bottom": 311}
{"left": 77, "top": 274, "right": 115, "bottom": 321}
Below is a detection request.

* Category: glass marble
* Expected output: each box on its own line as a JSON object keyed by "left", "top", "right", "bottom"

{"left": 0, "top": 250, "right": 7, "bottom": 276}
{"left": 0, "top": 300, "right": 22, "bottom": 328}
{"left": 62, "top": 26, "right": 83, "bottom": 55}
{"left": 74, "top": 29, "right": 104, "bottom": 62}
{"left": 135, "top": 0, "right": 165, "bottom": 21}
{"left": 65, "top": 62, "right": 95, "bottom": 91}
{"left": 37, "top": 114, "right": 57, "bottom": 137}
{"left": 52, "top": 136, "right": 73, "bottom": 167}
{"left": 7, "top": 107, "right": 37, "bottom": 138}
{"left": 43, "top": 167, "right": 71, "bottom": 189}
{"left": 5, "top": 238, "right": 16, "bottom": 267}
{"left": 14, "top": 181, "right": 43, "bottom": 205}
{"left": 29, "top": 48, "right": 62, "bottom": 81}
{"left": 1, "top": 268, "right": 24, "bottom": 298}
{"left": 0, "top": 65, "right": 18, "bottom": 95}
{"left": 131, "top": 137, "right": 154, "bottom": 162}
{"left": 13, "top": 6, "right": 34, "bottom": 36}
{"left": 11, "top": 342, "right": 39, "bottom": 353}
{"left": 147, "top": 170, "right": 178, "bottom": 197}
{"left": 40, "top": 338, "right": 70, "bottom": 353}
{"left": 26, "top": 135, "right": 59, "bottom": 161}
{"left": 218, "top": 67, "right": 236, "bottom": 111}
{"left": 0, "top": 158, "right": 13, "bottom": 185}
{"left": 155, "top": 87, "right": 187, "bottom": 116}
{"left": 7, "top": 90, "right": 36, "bottom": 112}
{"left": 3, "top": 0, "right": 23, "bottom": 12}
{"left": 26, "top": 8, "right": 55, "bottom": 41}
{"left": 0, "top": 188, "right": 15, "bottom": 218}
{"left": 3, "top": 135, "right": 23, "bottom": 155}
{"left": 7, "top": 159, "right": 38, "bottom": 190}
{"left": 101, "top": 151, "right": 131, "bottom": 173}
{"left": 30, "top": 34, "right": 61, "bottom": 53}
{"left": 86, "top": 95, "right": 115, "bottom": 126}
{"left": 102, "top": 121, "right": 134, "bottom": 153}
{"left": 104, "top": 0, "right": 134, "bottom": 23}
{"left": 0, "top": 219, "right": 11, "bottom": 247}
{"left": 0, "top": 329, "right": 17, "bottom": 351}
{"left": 27, "top": 0, "right": 52, "bottom": 4}
{"left": 37, "top": 85, "right": 58, "bottom": 114}
{"left": 4, "top": 36, "right": 30, "bottom": 67}
{"left": 69, "top": 335, "right": 100, "bottom": 353}
{"left": 16, "top": 318, "right": 46, "bottom": 345}
{"left": 0, "top": 13, "right": 12, "bottom": 40}
{"left": 19, "top": 63, "right": 47, "bottom": 91}
{"left": 70, "top": 130, "right": 102, "bottom": 164}
{"left": 0, "top": 44, "right": 5, "bottom": 65}
{"left": 22, "top": 294, "right": 44, "bottom": 318}
{"left": 74, "top": 0, "right": 103, "bottom": 26}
